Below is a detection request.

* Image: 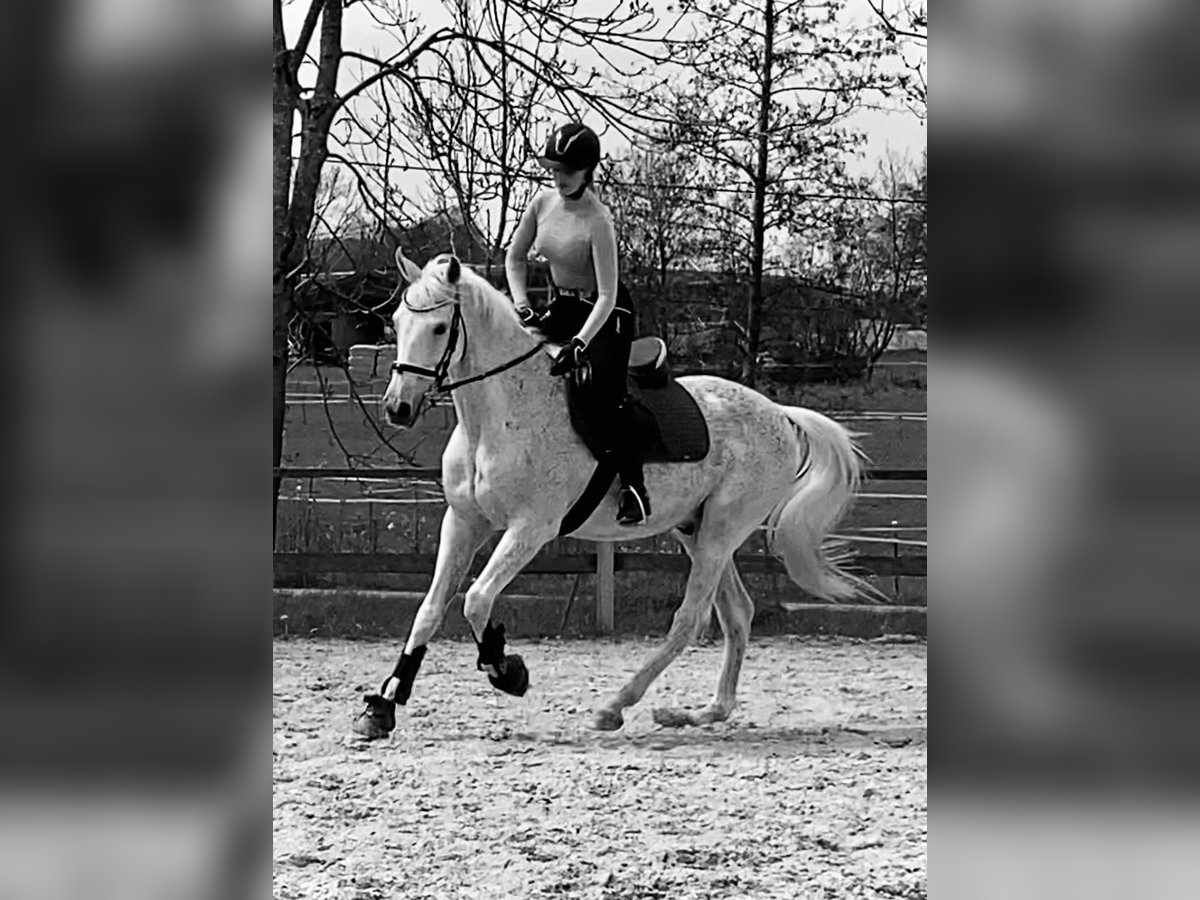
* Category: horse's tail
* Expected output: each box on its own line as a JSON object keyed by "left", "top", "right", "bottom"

{"left": 765, "top": 407, "right": 880, "bottom": 602}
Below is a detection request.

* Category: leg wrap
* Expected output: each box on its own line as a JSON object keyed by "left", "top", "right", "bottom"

{"left": 382, "top": 645, "right": 427, "bottom": 706}
{"left": 474, "top": 621, "right": 529, "bottom": 697}
{"left": 475, "top": 621, "right": 506, "bottom": 671}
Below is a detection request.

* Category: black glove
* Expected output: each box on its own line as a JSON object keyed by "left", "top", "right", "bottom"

{"left": 550, "top": 336, "right": 588, "bottom": 376}
{"left": 516, "top": 305, "right": 540, "bottom": 327}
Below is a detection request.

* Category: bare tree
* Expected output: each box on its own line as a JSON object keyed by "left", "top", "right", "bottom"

{"left": 308, "top": 168, "right": 372, "bottom": 267}
{"left": 659, "top": 0, "right": 894, "bottom": 386}
{"left": 604, "top": 136, "right": 718, "bottom": 339}
{"left": 796, "top": 151, "right": 926, "bottom": 374}
{"left": 273, "top": 0, "right": 689, "bottom": 527}
{"left": 366, "top": 0, "right": 565, "bottom": 278}
{"left": 275, "top": 0, "right": 345, "bottom": 530}
{"left": 866, "top": 0, "right": 927, "bottom": 118}
{"left": 870, "top": 151, "right": 926, "bottom": 326}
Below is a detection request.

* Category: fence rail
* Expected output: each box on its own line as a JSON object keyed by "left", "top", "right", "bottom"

{"left": 273, "top": 464, "right": 926, "bottom": 632}
{"left": 275, "top": 466, "right": 926, "bottom": 481}
{"left": 274, "top": 551, "right": 926, "bottom": 579}
{"left": 273, "top": 550, "right": 925, "bottom": 633}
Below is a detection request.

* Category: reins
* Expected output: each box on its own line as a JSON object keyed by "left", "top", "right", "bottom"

{"left": 390, "top": 283, "right": 547, "bottom": 394}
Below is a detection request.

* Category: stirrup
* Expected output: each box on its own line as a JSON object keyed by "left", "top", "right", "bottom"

{"left": 617, "top": 485, "right": 650, "bottom": 525}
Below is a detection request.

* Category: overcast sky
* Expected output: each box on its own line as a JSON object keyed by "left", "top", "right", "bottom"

{"left": 284, "top": 0, "right": 925, "bottom": 172}
{"left": 285, "top": 0, "right": 924, "bottom": 249}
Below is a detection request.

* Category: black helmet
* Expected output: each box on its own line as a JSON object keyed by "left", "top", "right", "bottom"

{"left": 536, "top": 122, "right": 601, "bottom": 171}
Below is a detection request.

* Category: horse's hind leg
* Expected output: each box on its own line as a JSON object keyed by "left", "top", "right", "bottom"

{"left": 592, "top": 546, "right": 729, "bottom": 732}
{"left": 653, "top": 561, "right": 754, "bottom": 728}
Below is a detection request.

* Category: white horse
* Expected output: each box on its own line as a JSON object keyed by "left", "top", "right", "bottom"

{"left": 353, "top": 251, "right": 870, "bottom": 739}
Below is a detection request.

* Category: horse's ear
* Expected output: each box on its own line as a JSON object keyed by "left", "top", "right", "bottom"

{"left": 394, "top": 248, "right": 423, "bottom": 283}
{"left": 446, "top": 256, "right": 461, "bottom": 284}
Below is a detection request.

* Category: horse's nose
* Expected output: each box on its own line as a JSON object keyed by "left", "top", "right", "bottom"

{"left": 384, "top": 398, "right": 412, "bottom": 427}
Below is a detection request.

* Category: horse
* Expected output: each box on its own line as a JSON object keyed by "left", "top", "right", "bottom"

{"left": 352, "top": 250, "right": 871, "bottom": 739}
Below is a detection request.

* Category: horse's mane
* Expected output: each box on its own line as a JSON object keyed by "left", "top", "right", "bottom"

{"left": 403, "top": 256, "right": 523, "bottom": 332}
{"left": 458, "top": 266, "right": 522, "bottom": 327}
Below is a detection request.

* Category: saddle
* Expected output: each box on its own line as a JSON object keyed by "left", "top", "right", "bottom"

{"left": 557, "top": 337, "right": 710, "bottom": 535}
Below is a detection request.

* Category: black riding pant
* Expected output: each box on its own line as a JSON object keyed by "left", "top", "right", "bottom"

{"left": 542, "top": 283, "right": 644, "bottom": 490}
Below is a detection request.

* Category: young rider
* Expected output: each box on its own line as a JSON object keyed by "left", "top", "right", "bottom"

{"left": 504, "top": 122, "right": 651, "bottom": 526}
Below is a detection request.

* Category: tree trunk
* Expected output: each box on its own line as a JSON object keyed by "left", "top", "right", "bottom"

{"left": 742, "top": 0, "right": 775, "bottom": 388}
{"left": 272, "top": 279, "right": 291, "bottom": 539}
{"left": 272, "top": 0, "right": 343, "bottom": 535}
{"left": 272, "top": 3, "right": 295, "bottom": 537}
{"left": 490, "top": 22, "right": 512, "bottom": 284}
{"left": 654, "top": 255, "right": 670, "bottom": 342}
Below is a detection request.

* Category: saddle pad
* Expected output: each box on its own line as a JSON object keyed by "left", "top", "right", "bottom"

{"left": 558, "top": 378, "right": 709, "bottom": 536}
{"left": 631, "top": 378, "right": 709, "bottom": 463}
{"left": 566, "top": 372, "right": 709, "bottom": 465}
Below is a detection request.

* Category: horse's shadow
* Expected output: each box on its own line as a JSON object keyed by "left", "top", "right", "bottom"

{"left": 405, "top": 720, "right": 926, "bottom": 755}
{"left": 568, "top": 723, "right": 923, "bottom": 754}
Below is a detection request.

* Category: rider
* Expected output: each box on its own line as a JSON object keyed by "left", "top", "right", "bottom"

{"left": 505, "top": 121, "right": 651, "bottom": 526}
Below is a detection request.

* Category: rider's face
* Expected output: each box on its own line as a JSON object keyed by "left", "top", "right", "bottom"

{"left": 552, "top": 166, "right": 587, "bottom": 196}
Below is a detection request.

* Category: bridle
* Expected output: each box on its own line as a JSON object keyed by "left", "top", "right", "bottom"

{"left": 390, "top": 282, "right": 547, "bottom": 394}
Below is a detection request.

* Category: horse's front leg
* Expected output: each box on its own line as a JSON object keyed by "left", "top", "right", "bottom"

{"left": 353, "top": 505, "right": 489, "bottom": 739}
{"left": 462, "top": 522, "right": 558, "bottom": 697}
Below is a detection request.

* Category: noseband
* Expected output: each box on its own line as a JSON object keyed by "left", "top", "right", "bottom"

{"left": 390, "top": 283, "right": 547, "bottom": 394}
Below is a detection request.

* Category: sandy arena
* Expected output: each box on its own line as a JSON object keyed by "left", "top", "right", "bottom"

{"left": 274, "top": 635, "right": 926, "bottom": 899}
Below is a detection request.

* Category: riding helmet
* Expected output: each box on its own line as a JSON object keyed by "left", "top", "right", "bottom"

{"left": 536, "top": 122, "right": 601, "bottom": 171}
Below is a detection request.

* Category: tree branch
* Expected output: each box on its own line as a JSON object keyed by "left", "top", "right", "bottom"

{"left": 865, "top": 0, "right": 928, "bottom": 43}
{"left": 289, "top": 0, "right": 328, "bottom": 76}
{"left": 335, "top": 29, "right": 466, "bottom": 112}
{"left": 287, "top": 0, "right": 343, "bottom": 250}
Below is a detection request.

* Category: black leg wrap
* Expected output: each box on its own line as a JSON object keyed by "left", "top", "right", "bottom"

{"left": 475, "top": 621, "right": 507, "bottom": 671}
{"left": 355, "top": 647, "right": 428, "bottom": 739}
{"left": 387, "top": 646, "right": 427, "bottom": 706}
{"left": 475, "top": 621, "right": 528, "bottom": 697}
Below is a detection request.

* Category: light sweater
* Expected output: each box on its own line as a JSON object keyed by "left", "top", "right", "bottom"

{"left": 506, "top": 188, "right": 622, "bottom": 346}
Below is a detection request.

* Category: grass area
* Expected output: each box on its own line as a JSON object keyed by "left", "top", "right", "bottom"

{"left": 758, "top": 357, "right": 926, "bottom": 412}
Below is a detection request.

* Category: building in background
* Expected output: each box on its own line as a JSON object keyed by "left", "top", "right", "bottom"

{"left": 292, "top": 208, "right": 490, "bottom": 363}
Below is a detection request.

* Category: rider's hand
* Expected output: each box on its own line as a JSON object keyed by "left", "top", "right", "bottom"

{"left": 516, "top": 305, "right": 540, "bottom": 327}
{"left": 550, "top": 336, "right": 588, "bottom": 376}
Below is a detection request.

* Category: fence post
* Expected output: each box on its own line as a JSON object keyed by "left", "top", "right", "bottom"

{"left": 596, "top": 542, "right": 615, "bottom": 633}
{"left": 891, "top": 519, "right": 900, "bottom": 601}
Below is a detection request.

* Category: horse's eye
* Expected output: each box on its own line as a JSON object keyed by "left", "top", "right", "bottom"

{"left": 432, "top": 323, "right": 447, "bottom": 336}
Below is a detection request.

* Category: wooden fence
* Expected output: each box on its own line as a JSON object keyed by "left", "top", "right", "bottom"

{"left": 273, "top": 466, "right": 926, "bottom": 632}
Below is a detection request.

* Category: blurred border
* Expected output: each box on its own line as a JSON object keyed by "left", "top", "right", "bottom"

{"left": 934, "top": 0, "right": 1200, "bottom": 893}
{"left": 3, "top": 3, "right": 267, "bottom": 899}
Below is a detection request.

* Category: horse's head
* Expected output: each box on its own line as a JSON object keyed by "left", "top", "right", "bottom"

{"left": 382, "top": 250, "right": 467, "bottom": 427}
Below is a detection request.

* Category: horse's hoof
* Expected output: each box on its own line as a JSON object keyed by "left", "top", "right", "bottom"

{"left": 353, "top": 694, "right": 395, "bottom": 740}
{"left": 652, "top": 707, "right": 696, "bottom": 729}
{"left": 590, "top": 708, "right": 625, "bottom": 731}
{"left": 487, "top": 653, "right": 529, "bottom": 697}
